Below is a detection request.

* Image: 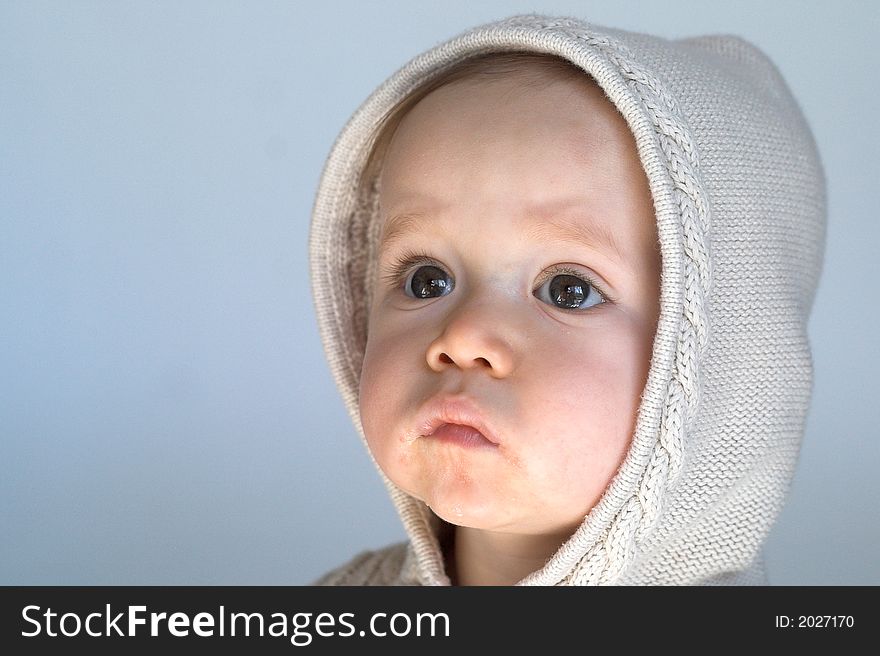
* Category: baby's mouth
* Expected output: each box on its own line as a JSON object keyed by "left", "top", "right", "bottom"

{"left": 425, "top": 422, "right": 498, "bottom": 449}
{"left": 411, "top": 393, "right": 503, "bottom": 448}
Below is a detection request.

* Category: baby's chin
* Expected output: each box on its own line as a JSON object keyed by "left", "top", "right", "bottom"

{"left": 396, "top": 473, "right": 587, "bottom": 539}
{"left": 426, "top": 500, "right": 570, "bottom": 538}
{"left": 427, "top": 504, "right": 505, "bottom": 531}
{"left": 399, "top": 475, "right": 524, "bottom": 532}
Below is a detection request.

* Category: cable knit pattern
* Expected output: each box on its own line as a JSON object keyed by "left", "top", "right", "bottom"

{"left": 308, "top": 14, "right": 825, "bottom": 585}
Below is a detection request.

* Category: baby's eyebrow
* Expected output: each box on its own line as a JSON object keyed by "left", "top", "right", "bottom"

{"left": 377, "top": 212, "right": 425, "bottom": 258}
{"left": 524, "top": 215, "right": 623, "bottom": 263}
{"left": 377, "top": 208, "right": 623, "bottom": 263}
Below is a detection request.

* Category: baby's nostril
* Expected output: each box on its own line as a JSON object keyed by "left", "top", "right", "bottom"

{"left": 439, "top": 353, "right": 454, "bottom": 364}
{"left": 475, "top": 357, "right": 490, "bottom": 367}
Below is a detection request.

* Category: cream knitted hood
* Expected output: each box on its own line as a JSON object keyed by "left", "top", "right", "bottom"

{"left": 308, "top": 14, "right": 825, "bottom": 585}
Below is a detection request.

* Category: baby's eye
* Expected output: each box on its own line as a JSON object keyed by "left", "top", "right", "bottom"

{"left": 404, "top": 264, "right": 454, "bottom": 299}
{"left": 533, "top": 270, "right": 606, "bottom": 311}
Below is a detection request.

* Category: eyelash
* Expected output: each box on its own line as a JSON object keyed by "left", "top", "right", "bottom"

{"left": 380, "top": 248, "right": 617, "bottom": 305}
{"left": 380, "top": 249, "right": 441, "bottom": 289}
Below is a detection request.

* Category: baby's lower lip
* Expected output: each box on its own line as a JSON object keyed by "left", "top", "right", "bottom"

{"left": 426, "top": 423, "right": 497, "bottom": 448}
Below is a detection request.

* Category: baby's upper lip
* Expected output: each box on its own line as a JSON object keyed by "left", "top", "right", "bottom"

{"left": 412, "top": 394, "right": 502, "bottom": 446}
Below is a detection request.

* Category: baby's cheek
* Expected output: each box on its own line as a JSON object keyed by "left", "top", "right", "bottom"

{"left": 360, "top": 325, "right": 402, "bottom": 405}
{"left": 359, "top": 348, "right": 396, "bottom": 450}
{"left": 519, "top": 378, "right": 617, "bottom": 501}
{"left": 359, "top": 333, "right": 422, "bottom": 484}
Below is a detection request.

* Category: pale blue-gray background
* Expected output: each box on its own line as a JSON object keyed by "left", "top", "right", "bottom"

{"left": 2, "top": 0, "right": 877, "bottom": 585}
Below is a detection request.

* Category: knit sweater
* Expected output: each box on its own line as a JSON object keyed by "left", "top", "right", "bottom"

{"left": 308, "top": 13, "right": 826, "bottom": 585}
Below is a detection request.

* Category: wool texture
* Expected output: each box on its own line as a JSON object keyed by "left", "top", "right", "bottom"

{"left": 308, "top": 13, "right": 826, "bottom": 585}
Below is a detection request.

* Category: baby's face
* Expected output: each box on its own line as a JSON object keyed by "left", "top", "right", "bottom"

{"left": 359, "top": 72, "right": 661, "bottom": 539}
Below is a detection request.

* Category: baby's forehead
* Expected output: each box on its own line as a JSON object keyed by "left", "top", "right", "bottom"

{"left": 374, "top": 70, "right": 652, "bottom": 262}
{"left": 376, "top": 200, "right": 625, "bottom": 265}
{"left": 402, "top": 73, "right": 614, "bottom": 134}
{"left": 379, "top": 80, "right": 632, "bottom": 184}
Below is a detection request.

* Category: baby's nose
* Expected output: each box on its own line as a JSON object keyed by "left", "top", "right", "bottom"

{"left": 424, "top": 302, "right": 516, "bottom": 378}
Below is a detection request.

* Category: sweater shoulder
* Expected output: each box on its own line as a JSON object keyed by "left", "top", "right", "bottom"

{"left": 311, "top": 542, "right": 414, "bottom": 586}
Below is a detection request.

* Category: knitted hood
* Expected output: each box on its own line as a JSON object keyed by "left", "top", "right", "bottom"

{"left": 308, "top": 14, "right": 825, "bottom": 585}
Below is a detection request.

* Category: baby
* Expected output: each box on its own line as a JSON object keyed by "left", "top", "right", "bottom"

{"left": 309, "top": 14, "right": 825, "bottom": 585}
